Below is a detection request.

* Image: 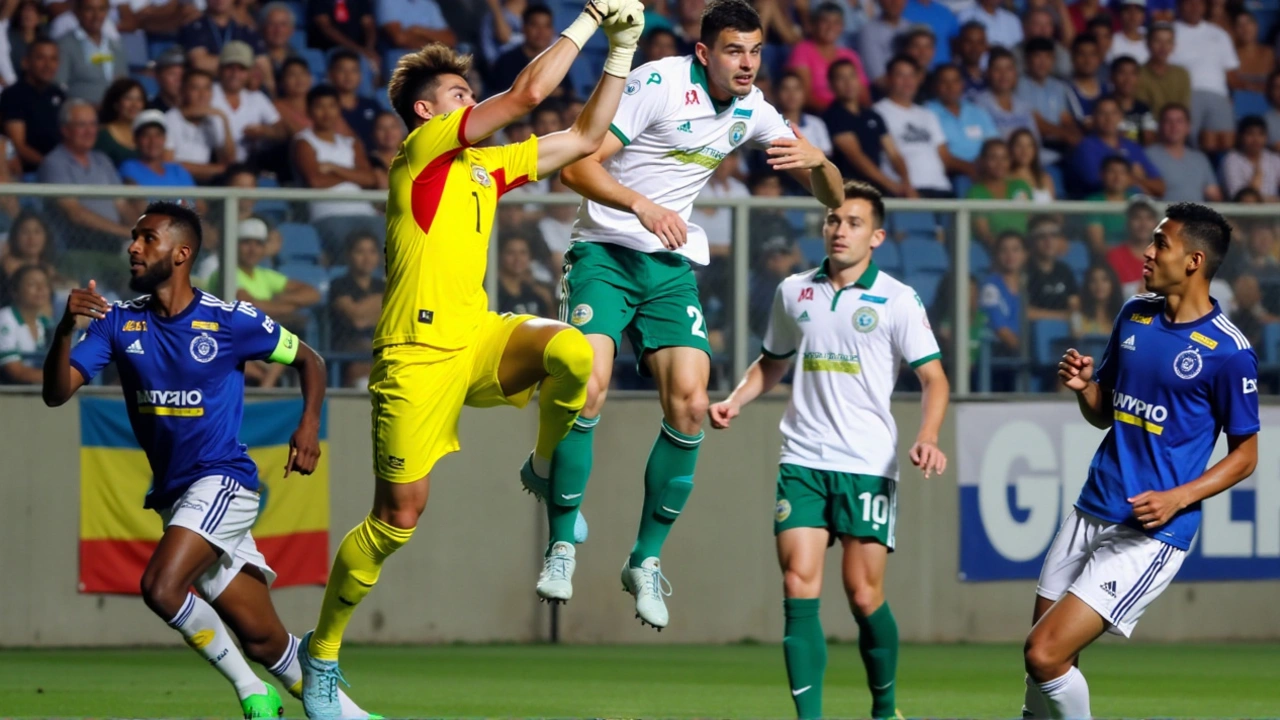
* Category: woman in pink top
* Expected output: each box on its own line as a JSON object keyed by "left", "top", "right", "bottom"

{"left": 786, "top": 2, "right": 870, "bottom": 113}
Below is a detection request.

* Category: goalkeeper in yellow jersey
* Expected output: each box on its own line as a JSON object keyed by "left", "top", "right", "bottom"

{"left": 296, "top": 1, "right": 645, "bottom": 716}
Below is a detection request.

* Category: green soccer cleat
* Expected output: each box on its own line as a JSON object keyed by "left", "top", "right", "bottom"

{"left": 519, "top": 455, "right": 589, "bottom": 543}
{"left": 241, "top": 683, "right": 284, "bottom": 719}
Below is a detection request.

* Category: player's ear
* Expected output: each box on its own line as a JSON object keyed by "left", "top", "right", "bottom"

{"left": 694, "top": 42, "right": 710, "bottom": 67}
{"left": 869, "top": 228, "right": 887, "bottom": 249}
{"left": 413, "top": 98, "right": 432, "bottom": 122}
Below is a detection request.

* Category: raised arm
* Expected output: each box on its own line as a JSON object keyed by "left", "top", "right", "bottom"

{"left": 1060, "top": 348, "right": 1112, "bottom": 429}
{"left": 43, "top": 281, "right": 110, "bottom": 407}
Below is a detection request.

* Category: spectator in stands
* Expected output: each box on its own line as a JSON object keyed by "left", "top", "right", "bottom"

{"left": 859, "top": 0, "right": 910, "bottom": 86}
{"left": 1086, "top": 15, "right": 1114, "bottom": 65}
{"left": 0, "top": 263, "right": 52, "bottom": 384}
{"left": 958, "top": 0, "right": 1021, "bottom": 49}
{"left": 980, "top": 230, "right": 1027, "bottom": 386}
{"left": 39, "top": 98, "right": 133, "bottom": 264}
{"left": 328, "top": 230, "right": 384, "bottom": 387}
{"left": 823, "top": 59, "right": 902, "bottom": 193}
{"left": 776, "top": 71, "right": 833, "bottom": 157}
{"left": 789, "top": 3, "right": 869, "bottom": 112}
{"left": 695, "top": 152, "right": 749, "bottom": 260}
{"left": 537, "top": 171, "right": 576, "bottom": 271}
{"left": 52, "top": 0, "right": 124, "bottom": 106}
{"left": 1111, "top": 56, "right": 1156, "bottom": 144}
{"left": 1266, "top": 70, "right": 1280, "bottom": 149}
{"left": 900, "top": 27, "right": 940, "bottom": 104}
{"left": 1109, "top": 0, "right": 1149, "bottom": 64}
{"left": 1025, "top": 219, "right": 1079, "bottom": 321}
{"left": 1015, "top": 8, "right": 1072, "bottom": 79}
{"left": 1230, "top": 10, "right": 1271, "bottom": 96}
{"left": 258, "top": 2, "right": 301, "bottom": 97}
{"left": 1170, "top": 0, "right": 1238, "bottom": 153}
{"left": 1072, "top": 263, "right": 1124, "bottom": 336}
{"left": 755, "top": 0, "right": 804, "bottom": 48}
{"left": 531, "top": 100, "right": 563, "bottom": 138}
{"left": 114, "top": 0, "right": 201, "bottom": 38}
{"left": 1072, "top": 96, "right": 1164, "bottom": 196}
{"left": 1221, "top": 115, "right": 1280, "bottom": 201}
{"left": 1067, "top": 0, "right": 1108, "bottom": 35}
{"left": 147, "top": 45, "right": 184, "bottom": 113}
{"left": 165, "top": 68, "right": 235, "bottom": 184}
{"left": 7, "top": 0, "right": 44, "bottom": 75}
{"left": 180, "top": 0, "right": 270, "bottom": 79}
{"left": 1008, "top": 127, "right": 1057, "bottom": 202}
{"left": 2, "top": 39, "right": 64, "bottom": 173}
{"left": 1229, "top": 272, "right": 1276, "bottom": 347}
{"left": 378, "top": 0, "right": 454, "bottom": 50}
{"left": 642, "top": 27, "right": 679, "bottom": 63}
{"left": 1233, "top": 186, "right": 1262, "bottom": 202}
{"left": 977, "top": 48, "right": 1043, "bottom": 152}
{"left": 744, "top": 168, "right": 804, "bottom": 264}
{"left": 308, "top": 0, "right": 379, "bottom": 74}
{"left": 930, "top": 273, "right": 984, "bottom": 377}
{"left": 967, "top": 138, "right": 1033, "bottom": 246}
{"left": 93, "top": 77, "right": 143, "bottom": 166}
{"left": 1147, "top": 103, "right": 1222, "bottom": 202}
{"left": 496, "top": 232, "right": 555, "bottom": 317}
{"left": 1017, "top": 38, "right": 1081, "bottom": 160}
{"left": 1066, "top": 34, "right": 1104, "bottom": 125}
{"left": 327, "top": 48, "right": 379, "bottom": 149}
{"left": 1105, "top": 195, "right": 1160, "bottom": 295}
{"left": 274, "top": 56, "right": 313, "bottom": 136}
{"left": 1136, "top": 23, "right": 1191, "bottom": 118}
{"left": 927, "top": 63, "right": 998, "bottom": 172}
{"left": 956, "top": 21, "right": 990, "bottom": 98}
{"left": 218, "top": 164, "right": 281, "bottom": 269}
{"left": 369, "top": 110, "right": 403, "bottom": 189}
{"left": 490, "top": 5, "right": 570, "bottom": 100}
{"left": 0, "top": 211, "right": 61, "bottom": 302}
{"left": 118, "top": 109, "right": 196, "bottom": 195}
{"left": 294, "top": 84, "right": 377, "bottom": 222}
{"left": 1242, "top": 223, "right": 1280, "bottom": 270}
{"left": 875, "top": 55, "right": 955, "bottom": 197}
{"left": 213, "top": 40, "right": 287, "bottom": 164}
{"left": 208, "top": 216, "right": 320, "bottom": 324}
{"left": 480, "top": 0, "right": 526, "bottom": 66}
{"left": 1085, "top": 157, "right": 1139, "bottom": 251}
{"left": 903, "top": 0, "right": 958, "bottom": 67}
{"left": 749, "top": 237, "right": 800, "bottom": 338}
{"left": 669, "top": 0, "right": 706, "bottom": 54}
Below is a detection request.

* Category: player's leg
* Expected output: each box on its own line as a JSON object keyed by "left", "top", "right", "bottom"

{"left": 1023, "top": 594, "right": 1105, "bottom": 720}
{"left": 834, "top": 474, "right": 899, "bottom": 720}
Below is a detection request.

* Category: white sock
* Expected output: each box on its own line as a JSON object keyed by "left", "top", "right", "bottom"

{"left": 1038, "top": 667, "right": 1091, "bottom": 720}
{"left": 168, "top": 593, "right": 268, "bottom": 701}
{"left": 1022, "top": 673, "right": 1050, "bottom": 718}
{"left": 270, "top": 634, "right": 368, "bottom": 717}
{"left": 531, "top": 453, "right": 552, "bottom": 478}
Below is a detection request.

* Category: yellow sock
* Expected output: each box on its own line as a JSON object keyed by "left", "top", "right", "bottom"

{"left": 534, "top": 329, "right": 593, "bottom": 461}
{"left": 309, "top": 514, "right": 414, "bottom": 661}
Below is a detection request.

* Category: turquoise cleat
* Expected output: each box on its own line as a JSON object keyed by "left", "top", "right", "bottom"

{"left": 298, "top": 630, "right": 349, "bottom": 719}
{"left": 519, "top": 455, "right": 588, "bottom": 543}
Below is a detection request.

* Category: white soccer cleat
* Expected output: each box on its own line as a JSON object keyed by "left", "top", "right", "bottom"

{"left": 620, "top": 556, "right": 671, "bottom": 630}
{"left": 537, "top": 541, "right": 576, "bottom": 604}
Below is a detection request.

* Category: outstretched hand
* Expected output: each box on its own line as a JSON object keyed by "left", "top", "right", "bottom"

{"left": 767, "top": 125, "right": 827, "bottom": 171}
{"left": 60, "top": 279, "right": 110, "bottom": 329}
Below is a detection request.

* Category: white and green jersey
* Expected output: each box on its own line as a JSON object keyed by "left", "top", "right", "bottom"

{"left": 571, "top": 55, "right": 794, "bottom": 266}
{"left": 762, "top": 261, "right": 942, "bottom": 479}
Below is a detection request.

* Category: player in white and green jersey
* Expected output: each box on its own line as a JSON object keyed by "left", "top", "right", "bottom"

{"left": 518, "top": 0, "right": 845, "bottom": 628}
{"left": 710, "top": 181, "right": 950, "bottom": 720}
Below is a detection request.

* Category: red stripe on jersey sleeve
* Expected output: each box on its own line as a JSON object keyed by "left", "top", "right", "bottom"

{"left": 412, "top": 148, "right": 463, "bottom": 235}
{"left": 493, "top": 168, "right": 531, "bottom": 197}
{"left": 456, "top": 105, "right": 473, "bottom": 147}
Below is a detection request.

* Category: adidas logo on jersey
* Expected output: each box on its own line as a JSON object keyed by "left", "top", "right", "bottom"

{"left": 677, "top": 121, "right": 692, "bottom": 133}
{"left": 126, "top": 339, "right": 144, "bottom": 355}
{"left": 1121, "top": 335, "right": 1136, "bottom": 351}
{"left": 1099, "top": 580, "right": 1117, "bottom": 598}
{"left": 798, "top": 311, "right": 810, "bottom": 322}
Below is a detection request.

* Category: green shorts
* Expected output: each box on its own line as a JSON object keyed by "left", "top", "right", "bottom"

{"left": 774, "top": 463, "right": 897, "bottom": 550}
{"left": 560, "top": 241, "right": 711, "bottom": 373}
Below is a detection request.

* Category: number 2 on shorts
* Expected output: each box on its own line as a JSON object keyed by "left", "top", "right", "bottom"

{"left": 687, "top": 305, "right": 707, "bottom": 339}
{"left": 858, "top": 491, "right": 889, "bottom": 525}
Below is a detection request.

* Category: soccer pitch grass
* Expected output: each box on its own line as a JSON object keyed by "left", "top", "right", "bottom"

{"left": 2, "top": 643, "right": 1279, "bottom": 718}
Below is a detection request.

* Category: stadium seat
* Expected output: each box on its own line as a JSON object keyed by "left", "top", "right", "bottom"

{"left": 1233, "top": 90, "right": 1269, "bottom": 122}
{"left": 134, "top": 74, "right": 158, "bottom": 99}
{"left": 278, "top": 223, "right": 323, "bottom": 263}
{"left": 1062, "top": 240, "right": 1090, "bottom": 279}
{"left": 875, "top": 239, "right": 901, "bottom": 273}
{"left": 784, "top": 209, "right": 809, "bottom": 232}
{"left": 1031, "top": 318, "right": 1072, "bottom": 368}
{"left": 279, "top": 262, "right": 331, "bottom": 298}
{"left": 383, "top": 49, "right": 412, "bottom": 78}
{"left": 328, "top": 265, "right": 349, "bottom": 280}
{"left": 900, "top": 236, "right": 949, "bottom": 274}
{"left": 301, "top": 48, "right": 326, "bottom": 81}
{"left": 1262, "top": 323, "right": 1280, "bottom": 366}
{"left": 908, "top": 271, "right": 941, "bottom": 307}
{"left": 969, "top": 242, "right": 990, "bottom": 275}
{"left": 888, "top": 210, "right": 938, "bottom": 237}
{"left": 798, "top": 236, "right": 825, "bottom": 265}
{"left": 951, "top": 174, "right": 972, "bottom": 199}
{"left": 1046, "top": 164, "right": 1065, "bottom": 198}
{"left": 148, "top": 39, "right": 178, "bottom": 61}
{"left": 290, "top": 28, "right": 308, "bottom": 51}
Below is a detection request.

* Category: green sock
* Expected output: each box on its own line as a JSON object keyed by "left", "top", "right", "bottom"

{"left": 783, "top": 598, "right": 826, "bottom": 720}
{"left": 854, "top": 601, "right": 899, "bottom": 719}
{"left": 548, "top": 415, "right": 597, "bottom": 548}
{"left": 629, "top": 421, "right": 700, "bottom": 567}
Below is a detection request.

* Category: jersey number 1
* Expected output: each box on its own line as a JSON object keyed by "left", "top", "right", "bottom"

{"left": 471, "top": 191, "right": 480, "bottom": 233}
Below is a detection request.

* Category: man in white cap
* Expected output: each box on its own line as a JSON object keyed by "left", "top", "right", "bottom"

{"left": 120, "top": 109, "right": 197, "bottom": 192}
{"left": 212, "top": 40, "right": 287, "bottom": 163}
{"left": 1110, "top": 0, "right": 1150, "bottom": 64}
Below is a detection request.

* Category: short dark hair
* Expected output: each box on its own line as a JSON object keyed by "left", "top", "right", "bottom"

{"left": 1085, "top": 15, "right": 1113, "bottom": 33}
{"left": 932, "top": 62, "right": 962, "bottom": 81}
{"left": 99, "top": 78, "right": 145, "bottom": 124}
{"left": 645, "top": 27, "right": 677, "bottom": 48}
{"left": 327, "top": 47, "right": 360, "bottom": 70}
{"left": 1094, "top": 94, "right": 1121, "bottom": 112}
{"left": 987, "top": 46, "right": 1015, "bottom": 66}
{"left": 8, "top": 263, "right": 50, "bottom": 297}
{"left": 306, "top": 83, "right": 340, "bottom": 109}
{"left": 747, "top": 168, "right": 779, "bottom": 190}
{"left": 841, "top": 180, "right": 885, "bottom": 229}
{"left": 700, "top": 0, "right": 762, "bottom": 48}
{"left": 345, "top": 230, "right": 379, "bottom": 257}
{"left": 996, "top": 230, "right": 1025, "bottom": 251}
{"left": 1027, "top": 213, "right": 1063, "bottom": 236}
{"left": 1238, "top": 114, "right": 1267, "bottom": 135}
{"left": 26, "top": 37, "right": 55, "bottom": 57}
{"left": 182, "top": 68, "right": 215, "bottom": 87}
{"left": 826, "top": 58, "right": 856, "bottom": 87}
{"left": 1025, "top": 37, "right": 1055, "bottom": 56}
{"left": 886, "top": 53, "right": 919, "bottom": 75}
{"left": 1164, "top": 201, "right": 1232, "bottom": 279}
{"left": 1110, "top": 55, "right": 1139, "bottom": 75}
{"left": 387, "top": 42, "right": 472, "bottom": 128}
{"left": 959, "top": 20, "right": 986, "bottom": 37}
{"left": 814, "top": 1, "right": 844, "bottom": 19}
{"left": 224, "top": 163, "right": 256, "bottom": 181}
{"left": 1072, "top": 34, "right": 1099, "bottom": 52}
{"left": 1159, "top": 102, "right": 1190, "bottom": 122}
{"left": 277, "top": 56, "right": 310, "bottom": 87}
{"left": 1101, "top": 155, "right": 1131, "bottom": 172}
{"left": 523, "top": 3, "right": 552, "bottom": 24}
{"left": 142, "top": 200, "right": 203, "bottom": 255}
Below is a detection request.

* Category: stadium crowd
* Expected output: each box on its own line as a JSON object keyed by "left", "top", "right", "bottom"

{"left": 1, "top": 0, "right": 1279, "bottom": 392}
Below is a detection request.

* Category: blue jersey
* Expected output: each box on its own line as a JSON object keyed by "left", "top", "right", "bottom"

{"left": 69, "top": 290, "right": 300, "bottom": 510}
{"left": 1076, "top": 295, "right": 1260, "bottom": 550}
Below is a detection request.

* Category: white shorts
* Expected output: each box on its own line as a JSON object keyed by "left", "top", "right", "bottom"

{"left": 1036, "top": 509, "right": 1186, "bottom": 638}
{"left": 158, "top": 475, "right": 277, "bottom": 601}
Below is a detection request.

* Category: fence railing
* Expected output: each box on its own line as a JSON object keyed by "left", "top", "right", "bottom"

{"left": 3, "top": 183, "right": 1277, "bottom": 395}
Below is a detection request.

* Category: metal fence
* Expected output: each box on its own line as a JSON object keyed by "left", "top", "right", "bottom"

{"left": 2, "top": 182, "right": 1278, "bottom": 395}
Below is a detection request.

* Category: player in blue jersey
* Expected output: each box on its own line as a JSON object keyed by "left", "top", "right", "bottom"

{"left": 42, "top": 201, "right": 372, "bottom": 720}
{"left": 1021, "top": 202, "right": 1260, "bottom": 719}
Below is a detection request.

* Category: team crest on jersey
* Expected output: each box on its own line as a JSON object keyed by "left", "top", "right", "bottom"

{"left": 625, "top": 79, "right": 640, "bottom": 95}
{"left": 1173, "top": 348, "right": 1202, "bottom": 380}
{"left": 854, "top": 306, "right": 878, "bottom": 333}
{"left": 775, "top": 499, "right": 791, "bottom": 522}
{"left": 471, "top": 164, "right": 491, "bottom": 188}
{"left": 570, "top": 304, "right": 593, "bottom": 326}
{"left": 728, "top": 121, "right": 747, "bottom": 146}
{"left": 190, "top": 332, "right": 218, "bottom": 363}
